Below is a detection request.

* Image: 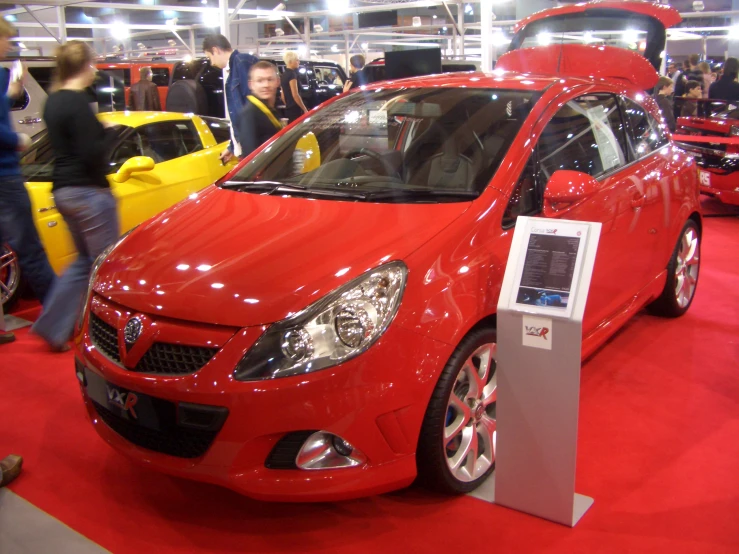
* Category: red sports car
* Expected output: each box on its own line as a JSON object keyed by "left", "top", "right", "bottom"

{"left": 674, "top": 100, "right": 739, "bottom": 206}
{"left": 74, "top": 1, "right": 702, "bottom": 501}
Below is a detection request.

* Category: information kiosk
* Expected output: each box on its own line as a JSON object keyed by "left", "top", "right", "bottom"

{"left": 493, "top": 216, "right": 601, "bottom": 527}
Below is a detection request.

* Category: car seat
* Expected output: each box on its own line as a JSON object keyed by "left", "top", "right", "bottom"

{"left": 166, "top": 79, "right": 209, "bottom": 116}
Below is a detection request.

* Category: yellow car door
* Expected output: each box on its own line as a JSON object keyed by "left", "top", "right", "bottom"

{"left": 109, "top": 118, "right": 231, "bottom": 233}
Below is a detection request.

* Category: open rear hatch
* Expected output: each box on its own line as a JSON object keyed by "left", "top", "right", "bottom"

{"left": 497, "top": 1, "right": 681, "bottom": 90}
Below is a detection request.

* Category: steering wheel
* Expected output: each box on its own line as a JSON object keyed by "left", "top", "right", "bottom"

{"left": 344, "top": 147, "right": 398, "bottom": 178}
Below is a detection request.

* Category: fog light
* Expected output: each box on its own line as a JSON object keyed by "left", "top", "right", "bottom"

{"left": 332, "top": 435, "right": 354, "bottom": 457}
{"left": 296, "top": 431, "right": 367, "bottom": 470}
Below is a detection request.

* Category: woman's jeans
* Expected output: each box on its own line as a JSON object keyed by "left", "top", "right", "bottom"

{"left": 32, "top": 187, "right": 118, "bottom": 347}
{"left": 0, "top": 175, "right": 55, "bottom": 304}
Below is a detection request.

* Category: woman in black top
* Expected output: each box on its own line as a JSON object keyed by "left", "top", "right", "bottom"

{"left": 709, "top": 57, "right": 739, "bottom": 103}
{"left": 32, "top": 41, "right": 119, "bottom": 351}
{"left": 280, "top": 51, "right": 308, "bottom": 124}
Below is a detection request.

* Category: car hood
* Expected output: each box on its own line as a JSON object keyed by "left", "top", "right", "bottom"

{"left": 95, "top": 186, "right": 471, "bottom": 327}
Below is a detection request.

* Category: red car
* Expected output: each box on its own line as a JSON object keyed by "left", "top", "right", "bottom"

{"left": 674, "top": 100, "right": 739, "bottom": 206}
{"left": 74, "top": 1, "right": 702, "bottom": 501}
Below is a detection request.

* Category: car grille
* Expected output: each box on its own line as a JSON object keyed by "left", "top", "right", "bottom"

{"left": 90, "top": 313, "right": 121, "bottom": 363}
{"left": 89, "top": 313, "right": 218, "bottom": 375}
{"left": 90, "top": 400, "right": 220, "bottom": 459}
{"left": 134, "top": 343, "right": 219, "bottom": 376}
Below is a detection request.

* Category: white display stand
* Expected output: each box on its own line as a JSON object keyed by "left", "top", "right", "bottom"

{"left": 491, "top": 216, "right": 601, "bottom": 527}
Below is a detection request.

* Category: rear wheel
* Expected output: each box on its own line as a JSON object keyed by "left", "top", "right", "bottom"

{"left": 647, "top": 220, "right": 701, "bottom": 317}
{"left": 417, "top": 327, "right": 497, "bottom": 494}
{"left": 0, "top": 243, "right": 22, "bottom": 312}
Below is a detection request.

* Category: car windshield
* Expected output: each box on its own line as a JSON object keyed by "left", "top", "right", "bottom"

{"left": 20, "top": 125, "right": 130, "bottom": 181}
{"left": 222, "top": 88, "right": 535, "bottom": 203}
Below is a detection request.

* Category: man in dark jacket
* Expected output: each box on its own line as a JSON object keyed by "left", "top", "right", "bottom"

{"left": 0, "top": 18, "right": 55, "bottom": 321}
{"left": 709, "top": 57, "right": 739, "bottom": 103}
{"left": 203, "top": 34, "right": 259, "bottom": 162}
{"left": 129, "top": 67, "right": 161, "bottom": 111}
{"left": 675, "top": 54, "right": 703, "bottom": 98}
{"left": 238, "top": 61, "right": 282, "bottom": 159}
{"left": 653, "top": 76, "right": 676, "bottom": 133}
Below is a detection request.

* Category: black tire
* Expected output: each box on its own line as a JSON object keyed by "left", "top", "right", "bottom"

{"left": 647, "top": 219, "right": 701, "bottom": 318}
{"left": 416, "top": 327, "right": 497, "bottom": 494}
{"left": 166, "top": 79, "right": 208, "bottom": 116}
{"left": 0, "top": 243, "right": 23, "bottom": 313}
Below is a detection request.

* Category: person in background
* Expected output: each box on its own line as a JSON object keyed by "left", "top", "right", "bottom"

{"left": 681, "top": 80, "right": 703, "bottom": 117}
{"left": 343, "top": 55, "right": 367, "bottom": 93}
{"left": 238, "top": 61, "right": 282, "bottom": 159}
{"left": 0, "top": 454, "right": 22, "bottom": 486}
{"left": 709, "top": 57, "right": 739, "bottom": 103}
{"left": 672, "top": 60, "right": 686, "bottom": 86}
{"left": 129, "top": 66, "right": 161, "bottom": 111}
{"left": 666, "top": 62, "right": 677, "bottom": 79}
{"left": 675, "top": 54, "right": 702, "bottom": 98}
{"left": 31, "top": 41, "right": 119, "bottom": 352}
{"left": 281, "top": 51, "right": 309, "bottom": 124}
{"left": 0, "top": 19, "right": 55, "bottom": 313}
{"left": 697, "top": 62, "right": 713, "bottom": 98}
{"left": 202, "top": 34, "right": 259, "bottom": 163}
{"left": 653, "top": 76, "right": 676, "bottom": 133}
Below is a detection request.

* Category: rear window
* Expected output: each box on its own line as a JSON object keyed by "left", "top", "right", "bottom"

{"left": 27, "top": 66, "right": 54, "bottom": 92}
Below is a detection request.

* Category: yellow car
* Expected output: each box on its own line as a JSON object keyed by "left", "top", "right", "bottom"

{"left": 1, "top": 111, "right": 235, "bottom": 309}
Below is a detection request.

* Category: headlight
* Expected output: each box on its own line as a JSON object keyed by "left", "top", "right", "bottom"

{"left": 75, "top": 227, "right": 137, "bottom": 332}
{"left": 234, "top": 261, "right": 407, "bottom": 380}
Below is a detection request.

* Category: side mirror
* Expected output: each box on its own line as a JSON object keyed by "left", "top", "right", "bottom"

{"left": 543, "top": 170, "right": 599, "bottom": 216}
{"left": 112, "top": 156, "right": 155, "bottom": 183}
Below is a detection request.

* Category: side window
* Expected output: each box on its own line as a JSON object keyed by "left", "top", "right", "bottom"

{"left": 201, "top": 117, "right": 232, "bottom": 144}
{"left": 150, "top": 68, "right": 170, "bottom": 87}
{"left": 109, "top": 135, "right": 144, "bottom": 173}
{"left": 297, "top": 66, "right": 310, "bottom": 87}
{"left": 10, "top": 89, "right": 30, "bottom": 111}
{"left": 503, "top": 154, "right": 542, "bottom": 228}
{"left": 539, "top": 94, "right": 628, "bottom": 180}
{"left": 315, "top": 66, "right": 344, "bottom": 86}
{"left": 137, "top": 120, "right": 203, "bottom": 163}
{"left": 621, "top": 97, "right": 669, "bottom": 158}
{"left": 27, "top": 66, "right": 54, "bottom": 92}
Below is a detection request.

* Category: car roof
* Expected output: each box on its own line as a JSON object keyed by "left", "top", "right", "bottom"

{"left": 97, "top": 111, "right": 200, "bottom": 127}
{"left": 358, "top": 71, "right": 577, "bottom": 92}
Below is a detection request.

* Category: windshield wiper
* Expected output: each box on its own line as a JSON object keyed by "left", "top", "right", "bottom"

{"left": 220, "top": 180, "right": 366, "bottom": 200}
{"left": 362, "top": 189, "right": 479, "bottom": 203}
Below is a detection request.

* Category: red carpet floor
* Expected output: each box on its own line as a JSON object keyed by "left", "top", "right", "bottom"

{"left": 1, "top": 204, "right": 738, "bottom": 553}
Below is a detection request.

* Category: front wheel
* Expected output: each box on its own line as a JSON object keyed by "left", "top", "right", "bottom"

{"left": 648, "top": 220, "right": 701, "bottom": 318}
{"left": 0, "top": 243, "right": 22, "bottom": 312}
{"left": 416, "top": 328, "right": 497, "bottom": 494}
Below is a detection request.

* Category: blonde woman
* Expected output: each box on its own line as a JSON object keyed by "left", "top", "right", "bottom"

{"left": 32, "top": 41, "right": 119, "bottom": 351}
{"left": 281, "top": 51, "right": 308, "bottom": 123}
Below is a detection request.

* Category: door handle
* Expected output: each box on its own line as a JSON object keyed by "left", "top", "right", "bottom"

{"left": 631, "top": 192, "right": 645, "bottom": 209}
{"left": 18, "top": 117, "right": 41, "bottom": 125}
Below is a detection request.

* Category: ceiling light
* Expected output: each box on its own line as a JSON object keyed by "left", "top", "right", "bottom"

{"left": 201, "top": 0, "right": 208, "bottom": 4}
{"left": 433, "top": 14, "right": 437, "bottom": 19}
{"left": 412, "top": 16, "right": 421, "bottom": 27}
{"left": 729, "top": 25, "right": 739, "bottom": 40}
{"left": 583, "top": 31, "right": 594, "bottom": 43}
{"left": 327, "top": 0, "right": 350, "bottom": 14}
{"left": 274, "top": 2, "right": 286, "bottom": 10}
{"left": 361, "top": 42, "right": 369, "bottom": 49}
{"left": 165, "top": 18, "right": 178, "bottom": 27}
{"left": 537, "top": 32, "right": 552, "bottom": 46}
{"left": 111, "top": 22, "right": 129, "bottom": 40}
{"left": 623, "top": 29, "right": 639, "bottom": 44}
{"left": 275, "top": 28, "right": 285, "bottom": 36}
{"left": 492, "top": 31, "right": 509, "bottom": 47}
{"left": 202, "top": 9, "right": 219, "bottom": 27}
{"left": 4, "top": 15, "right": 17, "bottom": 22}
{"left": 331, "top": 44, "right": 339, "bottom": 52}
{"left": 314, "top": 24, "right": 323, "bottom": 33}
{"left": 183, "top": 54, "right": 193, "bottom": 62}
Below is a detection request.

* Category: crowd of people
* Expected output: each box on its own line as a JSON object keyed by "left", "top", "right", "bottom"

{"left": 656, "top": 54, "right": 739, "bottom": 132}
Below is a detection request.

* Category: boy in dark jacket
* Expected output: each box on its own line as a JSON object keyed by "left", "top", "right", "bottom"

{"left": 654, "top": 76, "right": 676, "bottom": 133}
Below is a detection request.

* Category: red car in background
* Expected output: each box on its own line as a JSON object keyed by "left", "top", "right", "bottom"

{"left": 96, "top": 61, "right": 174, "bottom": 110}
{"left": 73, "top": 1, "right": 701, "bottom": 501}
{"left": 674, "top": 99, "right": 739, "bottom": 206}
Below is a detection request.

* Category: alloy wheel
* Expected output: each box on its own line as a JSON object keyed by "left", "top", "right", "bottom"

{"left": 0, "top": 244, "right": 20, "bottom": 307}
{"left": 674, "top": 227, "right": 700, "bottom": 309}
{"left": 443, "top": 343, "right": 497, "bottom": 483}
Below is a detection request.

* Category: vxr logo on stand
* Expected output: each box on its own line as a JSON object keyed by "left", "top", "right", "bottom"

{"left": 107, "top": 387, "right": 139, "bottom": 419}
{"left": 525, "top": 326, "right": 550, "bottom": 340}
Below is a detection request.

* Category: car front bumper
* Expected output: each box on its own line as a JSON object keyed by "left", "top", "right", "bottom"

{"left": 75, "top": 296, "right": 452, "bottom": 502}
